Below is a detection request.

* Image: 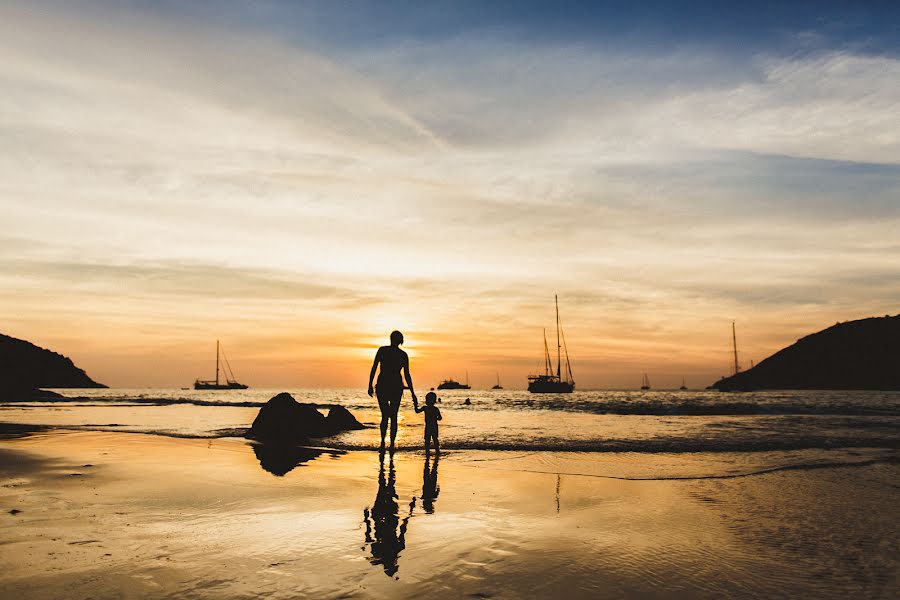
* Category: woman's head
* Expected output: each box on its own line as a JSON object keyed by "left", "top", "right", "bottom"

{"left": 390, "top": 330, "right": 404, "bottom": 346}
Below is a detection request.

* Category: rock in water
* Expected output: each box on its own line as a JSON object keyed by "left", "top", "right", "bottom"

{"left": 325, "top": 406, "right": 365, "bottom": 431}
{"left": 249, "top": 392, "right": 328, "bottom": 442}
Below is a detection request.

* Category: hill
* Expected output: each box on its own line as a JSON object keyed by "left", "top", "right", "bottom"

{"left": 0, "top": 333, "right": 106, "bottom": 398}
{"left": 710, "top": 315, "right": 900, "bottom": 391}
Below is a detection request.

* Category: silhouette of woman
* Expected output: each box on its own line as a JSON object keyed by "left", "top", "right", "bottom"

{"left": 368, "top": 330, "right": 417, "bottom": 449}
{"left": 363, "top": 454, "right": 415, "bottom": 577}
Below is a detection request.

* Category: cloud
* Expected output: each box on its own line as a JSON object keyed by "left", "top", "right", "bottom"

{"left": 1, "top": 1, "right": 899, "bottom": 386}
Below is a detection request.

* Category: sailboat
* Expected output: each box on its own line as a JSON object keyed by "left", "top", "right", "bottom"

{"left": 194, "top": 340, "right": 248, "bottom": 390}
{"left": 492, "top": 372, "right": 503, "bottom": 390}
{"left": 437, "top": 370, "right": 471, "bottom": 390}
{"left": 679, "top": 377, "right": 688, "bottom": 391}
{"left": 528, "top": 295, "right": 575, "bottom": 393}
{"left": 640, "top": 373, "right": 651, "bottom": 390}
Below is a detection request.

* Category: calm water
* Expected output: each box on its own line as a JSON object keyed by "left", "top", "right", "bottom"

{"left": 2, "top": 388, "right": 898, "bottom": 456}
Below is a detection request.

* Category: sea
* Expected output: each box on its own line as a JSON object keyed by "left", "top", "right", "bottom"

{"left": 3, "top": 388, "right": 898, "bottom": 460}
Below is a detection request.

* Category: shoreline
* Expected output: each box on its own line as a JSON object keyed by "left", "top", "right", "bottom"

{"left": 4, "top": 419, "right": 900, "bottom": 453}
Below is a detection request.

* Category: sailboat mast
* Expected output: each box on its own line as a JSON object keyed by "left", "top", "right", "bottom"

{"left": 732, "top": 322, "right": 740, "bottom": 376}
{"left": 555, "top": 294, "right": 561, "bottom": 379}
{"left": 543, "top": 328, "right": 551, "bottom": 375}
{"left": 215, "top": 340, "right": 220, "bottom": 386}
{"left": 560, "top": 321, "right": 573, "bottom": 383}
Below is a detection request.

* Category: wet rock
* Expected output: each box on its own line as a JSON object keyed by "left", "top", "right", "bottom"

{"left": 325, "top": 405, "right": 365, "bottom": 432}
{"left": 249, "top": 392, "right": 327, "bottom": 442}
{"left": 248, "top": 392, "right": 366, "bottom": 444}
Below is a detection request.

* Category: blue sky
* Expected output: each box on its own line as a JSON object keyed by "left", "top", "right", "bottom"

{"left": 1, "top": 1, "right": 898, "bottom": 387}
{"left": 197, "top": 1, "right": 900, "bottom": 54}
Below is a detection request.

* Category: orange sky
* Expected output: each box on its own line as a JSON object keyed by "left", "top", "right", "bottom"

{"left": 2, "top": 2, "right": 898, "bottom": 389}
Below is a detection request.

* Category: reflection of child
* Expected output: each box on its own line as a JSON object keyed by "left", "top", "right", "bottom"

{"left": 414, "top": 392, "right": 443, "bottom": 452}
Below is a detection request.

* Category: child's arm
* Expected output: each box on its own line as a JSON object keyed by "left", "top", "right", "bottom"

{"left": 436, "top": 407, "right": 442, "bottom": 420}
{"left": 415, "top": 404, "right": 425, "bottom": 413}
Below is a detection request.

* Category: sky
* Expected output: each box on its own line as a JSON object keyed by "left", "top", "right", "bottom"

{"left": 2, "top": 0, "right": 899, "bottom": 389}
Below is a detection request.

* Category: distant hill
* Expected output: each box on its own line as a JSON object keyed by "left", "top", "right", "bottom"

{"left": 0, "top": 334, "right": 106, "bottom": 398}
{"left": 711, "top": 315, "right": 900, "bottom": 391}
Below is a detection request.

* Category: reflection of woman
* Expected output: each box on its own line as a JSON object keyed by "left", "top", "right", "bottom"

{"left": 368, "top": 330, "right": 417, "bottom": 449}
{"left": 363, "top": 455, "right": 415, "bottom": 577}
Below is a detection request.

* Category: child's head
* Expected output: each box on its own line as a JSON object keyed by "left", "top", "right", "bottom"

{"left": 425, "top": 392, "right": 438, "bottom": 405}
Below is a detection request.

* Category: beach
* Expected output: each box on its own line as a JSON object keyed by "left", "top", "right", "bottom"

{"left": 2, "top": 415, "right": 898, "bottom": 599}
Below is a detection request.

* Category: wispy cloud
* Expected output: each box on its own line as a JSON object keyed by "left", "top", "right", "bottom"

{"left": 2, "top": 1, "right": 898, "bottom": 387}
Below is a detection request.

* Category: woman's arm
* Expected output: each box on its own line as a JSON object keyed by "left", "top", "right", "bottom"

{"left": 403, "top": 352, "right": 417, "bottom": 403}
{"left": 367, "top": 348, "right": 381, "bottom": 397}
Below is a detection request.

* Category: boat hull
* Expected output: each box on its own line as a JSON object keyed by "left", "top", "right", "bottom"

{"left": 436, "top": 381, "right": 470, "bottom": 390}
{"left": 194, "top": 381, "right": 248, "bottom": 390}
{"left": 527, "top": 378, "right": 574, "bottom": 394}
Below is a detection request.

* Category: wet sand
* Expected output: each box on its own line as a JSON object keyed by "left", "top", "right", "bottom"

{"left": 1, "top": 430, "right": 897, "bottom": 599}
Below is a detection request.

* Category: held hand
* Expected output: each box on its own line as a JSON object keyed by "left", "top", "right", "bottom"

{"left": 367, "top": 385, "right": 374, "bottom": 397}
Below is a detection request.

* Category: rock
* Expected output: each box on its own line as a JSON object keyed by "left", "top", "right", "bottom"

{"left": 248, "top": 393, "right": 367, "bottom": 444}
{"left": 325, "top": 405, "right": 365, "bottom": 432}
{"left": 247, "top": 394, "right": 364, "bottom": 475}
{"left": 249, "top": 392, "right": 327, "bottom": 442}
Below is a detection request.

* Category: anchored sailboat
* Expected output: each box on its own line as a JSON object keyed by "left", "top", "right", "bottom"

{"left": 640, "top": 373, "right": 651, "bottom": 390}
{"left": 528, "top": 295, "right": 575, "bottom": 393}
{"left": 492, "top": 372, "right": 503, "bottom": 390}
{"left": 679, "top": 377, "right": 688, "bottom": 391}
{"left": 194, "top": 340, "right": 248, "bottom": 390}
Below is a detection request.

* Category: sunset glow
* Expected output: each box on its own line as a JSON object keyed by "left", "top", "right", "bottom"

{"left": 2, "top": 1, "right": 899, "bottom": 389}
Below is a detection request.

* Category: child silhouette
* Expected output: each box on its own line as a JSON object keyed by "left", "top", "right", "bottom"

{"left": 414, "top": 391, "right": 442, "bottom": 453}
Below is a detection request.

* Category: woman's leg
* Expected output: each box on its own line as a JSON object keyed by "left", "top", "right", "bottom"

{"left": 376, "top": 393, "right": 389, "bottom": 447}
{"left": 388, "top": 394, "right": 402, "bottom": 447}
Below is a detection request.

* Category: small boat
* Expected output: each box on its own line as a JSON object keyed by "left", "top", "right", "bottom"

{"left": 492, "top": 372, "right": 503, "bottom": 390}
{"left": 437, "top": 371, "right": 470, "bottom": 390}
{"left": 528, "top": 295, "right": 575, "bottom": 393}
{"left": 640, "top": 373, "right": 651, "bottom": 390}
{"left": 194, "top": 340, "right": 248, "bottom": 390}
{"left": 679, "top": 377, "right": 688, "bottom": 391}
